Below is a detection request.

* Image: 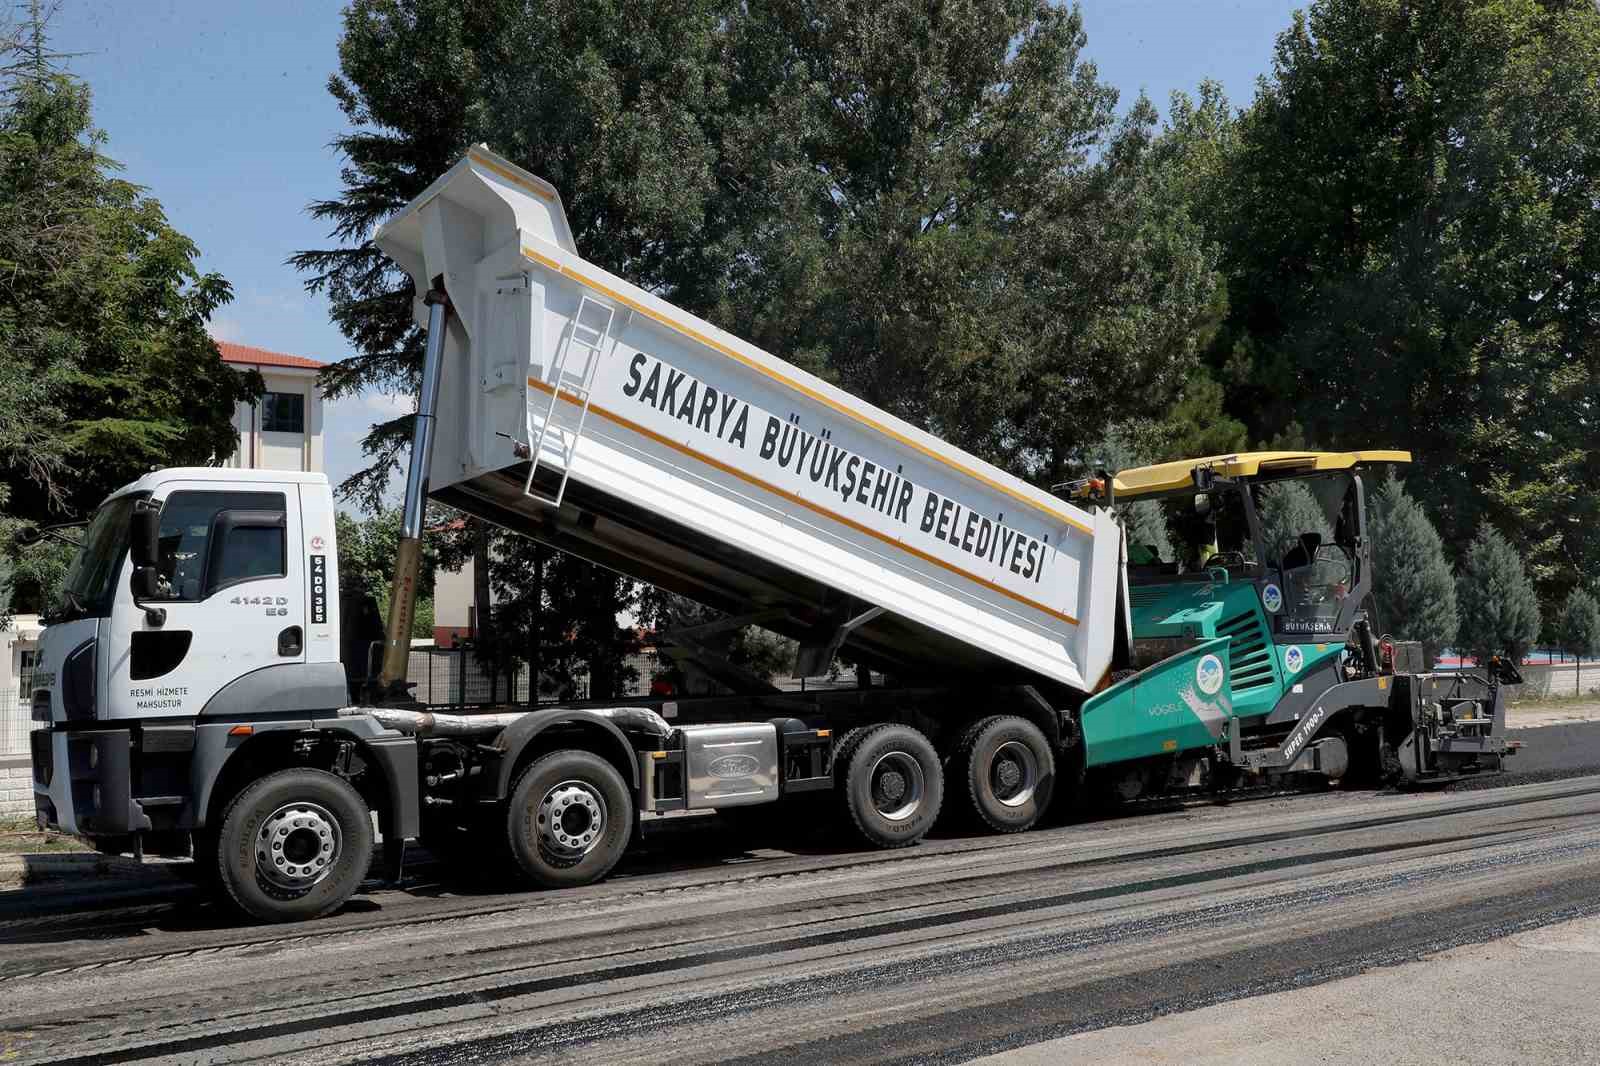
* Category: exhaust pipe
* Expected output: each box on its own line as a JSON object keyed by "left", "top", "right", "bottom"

{"left": 341, "top": 706, "right": 530, "bottom": 736}
{"left": 343, "top": 704, "right": 676, "bottom": 739}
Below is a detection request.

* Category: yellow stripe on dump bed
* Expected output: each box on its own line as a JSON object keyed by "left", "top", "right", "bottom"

{"left": 468, "top": 147, "right": 557, "bottom": 201}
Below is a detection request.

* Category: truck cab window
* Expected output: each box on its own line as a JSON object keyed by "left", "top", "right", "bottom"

{"left": 155, "top": 491, "right": 287, "bottom": 601}
{"left": 207, "top": 520, "right": 287, "bottom": 594}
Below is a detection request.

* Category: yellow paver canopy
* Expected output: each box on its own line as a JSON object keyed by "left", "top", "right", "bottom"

{"left": 1113, "top": 450, "right": 1412, "bottom": 501}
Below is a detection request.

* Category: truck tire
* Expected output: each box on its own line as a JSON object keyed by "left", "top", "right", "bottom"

{"left": 215, "top": 768, "right": 374, "bottom": 923}
{"left": 837, "top": 723, "right": 943, "bottom": 848}
{"left": 954, "top": 715, "right": 1055, "bottom": 833}
{"left": 505, "top": 750, "right": 633, "bottom": 889}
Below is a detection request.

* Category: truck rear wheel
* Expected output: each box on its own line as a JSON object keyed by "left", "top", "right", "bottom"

{"left": 837, "top": 724, "right": 943, "bottom": 848}
{"left": 955, "top": 715, "right": 1054, "bottom": 833}
{"left": 215, "top": 768, "right": 374, "bottom": 923}
{"left": 505, "top": 750, "right": 633, "bottom": 889}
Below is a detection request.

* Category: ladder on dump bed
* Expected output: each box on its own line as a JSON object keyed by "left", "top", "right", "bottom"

{"left": 523, "top": 293, "right": 616, "bottom": 509}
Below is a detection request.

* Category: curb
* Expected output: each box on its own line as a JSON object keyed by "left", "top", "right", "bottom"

{"left": 0, "top": 851, "right": 181, "bottom": 890}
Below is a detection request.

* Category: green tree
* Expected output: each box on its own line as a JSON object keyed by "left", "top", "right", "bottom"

{"left": 1555, "top": 587, "right": 1600, "bottom": 696}
{"left": 462, "top": 530, "right": 555, "bottom": 701}
{"left": 1368, "top": 474, "right": 1458, "bottom": 658}
{"left": 1195, "top": 0, "right": 1600, "bottom": 599}
{"left": 727, "top": 626, "right": 796, "bottom": 683}
{"left": 334, "top": 508, "right": 436, "bottom": 639}
{"left": 636, "top": 587, "right": 799, "bottom": 691}
{"left": 0, "top": 46, "right": 256, "bottom": 532}
{"left": 457, "top": 529, "right": 648, "bottom": 702}
{"left": 1456, "top": 523, "right": 1543, "bottom": 664}
{"left": 713, "top": 1, "right": 1219, "bottom": 485}
{"left": 1153, "top": 369, "right": 1248, "bottom": 465}
{"left": 542, "top": 550, "right": 641, "bottom": 700}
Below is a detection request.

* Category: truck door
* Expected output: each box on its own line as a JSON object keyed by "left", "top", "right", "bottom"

{"left": 107, "top": 483, "right": 305, "bottom": 720}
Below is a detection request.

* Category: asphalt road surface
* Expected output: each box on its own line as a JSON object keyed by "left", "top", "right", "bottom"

{"left": 2, "top": 721, "right": 1598, "bottom": 1066}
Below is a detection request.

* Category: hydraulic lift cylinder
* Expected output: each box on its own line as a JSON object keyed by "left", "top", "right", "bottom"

{"left": 377, "top": 288, "right": 450, "bottom": 697}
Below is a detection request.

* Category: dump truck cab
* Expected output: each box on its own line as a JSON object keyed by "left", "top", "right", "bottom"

{"left": 25, "top": 468, "right": 418, "bottom": 856}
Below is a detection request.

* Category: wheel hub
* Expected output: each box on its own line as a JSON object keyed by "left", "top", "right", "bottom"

{"left": 990, "top": 740, "right": 1039, "bottom": 808}
{"left": 538, "top": 781, "right": 606, "bottom": 862}
{"left": 255, "top": 801, "right": 341, "bottom": 893}
{"left": 868, "top": 751, "right": 925, "bottom": 822}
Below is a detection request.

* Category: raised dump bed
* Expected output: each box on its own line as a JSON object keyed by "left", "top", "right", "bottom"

{"left": 375, "top": 146, "right": 1123, "bottom": 693}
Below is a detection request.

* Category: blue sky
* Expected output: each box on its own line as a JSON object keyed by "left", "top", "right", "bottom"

{"left": 52, "top": 0, "right": 1300, "bottom": 511}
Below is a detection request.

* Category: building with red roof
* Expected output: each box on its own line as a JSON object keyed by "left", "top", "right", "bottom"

{"left": 215, "top": 339, "right": 329, "bottom": 473}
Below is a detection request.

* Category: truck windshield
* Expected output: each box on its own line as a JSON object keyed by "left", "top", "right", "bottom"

{"left": 56, "top": 494, "right": 142, "bottom": 621}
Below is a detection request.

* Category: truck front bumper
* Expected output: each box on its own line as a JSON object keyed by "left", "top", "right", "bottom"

{"left": 31, "top": 727, "right": 152, "bottom": 838}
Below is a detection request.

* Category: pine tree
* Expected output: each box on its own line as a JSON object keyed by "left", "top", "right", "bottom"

{"left": 293, "top": 0, "right": 732, "bottom": 509}
{"left": 1368, "top": 475, "right": 1458, "bottom": 657}
{"left": 1455, "top": 524, "right": 1542, "bottom": 665}
{"left": 1555, "top": 588, "right": 1600, "bottom": 696}
{"left": 1257, "top": 482, "right": 1330, "bottom": 564}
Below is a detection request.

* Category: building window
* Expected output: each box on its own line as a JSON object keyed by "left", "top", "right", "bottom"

{"left": 261, "top": 391, "right": 305, "bottom": 434}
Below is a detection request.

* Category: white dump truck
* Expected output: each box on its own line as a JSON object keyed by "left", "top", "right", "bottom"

{"left": 28, "top": 148, "right": 1512, "bottom": 922}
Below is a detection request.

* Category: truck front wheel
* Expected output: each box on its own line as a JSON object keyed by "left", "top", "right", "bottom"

{"left": 505, "top": 750, "right": 633, "bottom": 889}
{"left": 954, "top": 716, "right": 1054, "bottom": 833}
{"left": 215, "top": 768, "right": 374, "bottom": 923}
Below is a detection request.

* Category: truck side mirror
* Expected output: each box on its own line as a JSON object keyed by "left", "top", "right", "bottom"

{"left": 130, "top": 501, "right": 160, "bottom": 567}
{"left": 128, "top": 500, "right": 167, "bottom": 627}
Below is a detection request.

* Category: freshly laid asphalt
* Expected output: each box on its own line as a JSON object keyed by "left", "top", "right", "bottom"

{"left": 0, "top": 717, "right": 1597, "bottom": 1065}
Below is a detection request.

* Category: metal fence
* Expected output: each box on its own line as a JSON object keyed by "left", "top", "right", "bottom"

{"left": 2, "top": 682, "right": 30, "bottom": 757}
{"left": 406, "top": 648, "right": 542, "bottom": 706}
{"left": 405, "top": 646, "right": 660, "bottom": 706}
